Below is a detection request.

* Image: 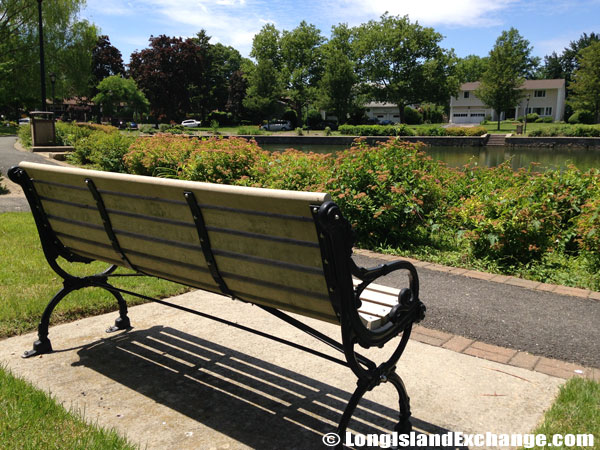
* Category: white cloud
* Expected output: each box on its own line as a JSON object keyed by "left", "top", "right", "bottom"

{"left": 337, "top": 0, "right": 520, "bottom": 27}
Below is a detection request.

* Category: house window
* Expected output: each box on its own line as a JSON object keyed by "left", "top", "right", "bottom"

{"left": 453, "top": 113, "right": 468, "bottom": 117}
{"left": 545, "top": 107, "right": 552, "bottom": 116}
{"left": 470, "top": 113, "right": 485, "bottom": 117}
{"left": 534, "top": 90, "right": 546, "bottom": 97}
{"left": 464, "top": 91, "right": 470, "bottom": 99}
{"left": 393, "top": 115, "right": 400, "bottom": 118}
{"left": 377, "top": 115, "right": 384, "bottom": 118}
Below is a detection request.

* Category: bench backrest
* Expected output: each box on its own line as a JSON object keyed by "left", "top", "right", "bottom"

{"left": 17, "top": 162, "right": 340, "bottom": 324}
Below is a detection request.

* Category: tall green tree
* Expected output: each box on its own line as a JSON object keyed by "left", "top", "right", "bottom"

{"left": 351, "top": 14, "right": 458, "bottom": 123}
{"left": 456, "top": 55, "right": 489, "bottom": 83}
{"left": 92, "top": 75, "right": 149, "bottom": 120}
{"left": 0, "top": 0, "right": 97, "bottom": 116}
{"left": 475, "top": 28, "right": 534, "bottom": 130}
{"left": 318, "top": 24, "right": 358, "bottom": 124}
{"left": 242, "top": 58, "right": 282, "bottom": 121}
{"left": 569, "top": 41, "right": 600, "bottom": 123}
{"left": 280, "top": 21, "right": 325, "bottom": 123}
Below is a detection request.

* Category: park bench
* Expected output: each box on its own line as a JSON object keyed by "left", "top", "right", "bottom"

{"left": 8, "top": 161, "right": 426, "bottom": 442}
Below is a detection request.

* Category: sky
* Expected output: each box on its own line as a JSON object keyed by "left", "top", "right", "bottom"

{"left": 81, "top": 0, "right": 600, "bottom": 64}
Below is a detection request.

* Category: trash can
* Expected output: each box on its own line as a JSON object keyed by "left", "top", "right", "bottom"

{"left": 515, "top": 124, "right": 523, "bottom": 135}
{"left": 30, "top": 111, "right": 56, "bottom": 146}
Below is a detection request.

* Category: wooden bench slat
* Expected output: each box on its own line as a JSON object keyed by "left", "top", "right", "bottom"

{"left": 23, "top": 162, "right": 329, "bottom": 216}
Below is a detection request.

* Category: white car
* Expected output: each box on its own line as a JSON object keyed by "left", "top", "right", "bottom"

{"left": 260, "top": 120, "right": 292, "bottom": 131}
{"left": 18, "top": 118, "right": 30, "bottom": 125}
{"left": 181, "top": 119, "right": 201, "bottom": 128}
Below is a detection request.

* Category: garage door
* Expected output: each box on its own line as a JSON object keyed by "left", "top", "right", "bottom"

{"left": 452, "top": 112, "right": 469, "bottom": 123}
{"left": 469, "top": 111, "right": 486, "bottom": 123}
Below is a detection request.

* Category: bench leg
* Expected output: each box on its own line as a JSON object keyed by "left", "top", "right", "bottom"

{"left": 334, "top": 370, "right": 412, "bottom": 448}
{"left": 23, "top": 277, "right": 132, "bottom": 358}
{"left": 105, "top": 290, "right": 131, "bottom": 333}
{"left": 22, "top": 283, "right": 76, "bottom": 358}
{"left": 388, "top": 372, "right": 412, "bottom": 434}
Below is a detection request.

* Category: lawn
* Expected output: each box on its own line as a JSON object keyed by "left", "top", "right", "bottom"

{"left": 482, "top": 121, "right": 560, "bottom": 135}
{"left": 0, "top": 212, "right": 188, "bottom": 338}
{"left": 0, "top": 365, "right": 138, "bottom": 450}
{"left": 526, "top": 377, "right": 599, "bottom": 449}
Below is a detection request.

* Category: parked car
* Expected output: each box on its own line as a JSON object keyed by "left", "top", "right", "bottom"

{"left": 378, "top": 119, "right": 395, "bottom": 125}
{"left": 181, "top": 119, "right": 202, "bottom": 128}
{"left": 18, "top": 118, "right": 30, "bottom": 125}
{"left": 260, "top": 120, "right": 292, "bottom": 131}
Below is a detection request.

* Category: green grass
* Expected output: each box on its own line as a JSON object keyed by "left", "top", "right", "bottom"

{"left": 0, "top": 125, "right": 18, "bottom": 136}
{"left": 526, "top": 377, "right": 599, "bottom": 449}
{"left": 482, "top": 121, "right": 562, "bottom": 135}
{"left": 0, "top": 212, "right": 189, "bottom": 338}
{"left": 0, "top": 365, "right": 138, "bottom": 450}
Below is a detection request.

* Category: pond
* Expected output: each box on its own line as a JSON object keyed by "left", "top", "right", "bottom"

{"left": 260, "top": 143, "right": 600, "bottom": 171}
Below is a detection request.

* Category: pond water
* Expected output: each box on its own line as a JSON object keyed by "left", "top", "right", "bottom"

{"left": 261, "top": 143, "right": 600, "bottom": 171}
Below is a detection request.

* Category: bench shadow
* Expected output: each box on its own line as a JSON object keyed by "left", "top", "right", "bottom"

{"left": 73, "top": 326, "right": 466, "bottom": 449}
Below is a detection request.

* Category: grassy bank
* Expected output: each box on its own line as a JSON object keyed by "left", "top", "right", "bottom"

{"left": 0, "top": 365, "right": 137, "bottom": 449}
{"left": 0, "top": 212, "right": 188, "bottom": 338}
{"left": 526, "top": 377, "right": 599, "bottom": 449}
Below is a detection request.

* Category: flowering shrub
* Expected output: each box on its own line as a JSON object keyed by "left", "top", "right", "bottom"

{"left": 178, "top": 137, "right": 265, "bottom": 184}
{"left": 124, "top": 134, "right": 199, "bottom": 176}
{"left": 323, "top": 140, "right": 446, "bottom": 246}
{"left": 69, "top": 130, "right": 136, "bottom": 172}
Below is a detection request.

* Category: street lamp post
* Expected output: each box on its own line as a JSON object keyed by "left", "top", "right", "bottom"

{"left": 524, "top": 94, "right": 531, "bottom": 135}
{"left": 49, "top": 72, "right": 56, "bottom": 112}
{"left": 37, "top": 0, "right": 46, "bottom": 112}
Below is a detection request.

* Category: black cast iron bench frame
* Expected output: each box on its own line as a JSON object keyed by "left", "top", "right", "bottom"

{"left": 9, "top": 163, "right": 425, "bottom": 445}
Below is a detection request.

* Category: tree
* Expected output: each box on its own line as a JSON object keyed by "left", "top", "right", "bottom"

{"left": 351, "top": 14, "right": 458, "bottom": 123}
{"left": 475, "top": 28, "right": 535, "bottom": 130}
{"left": 129, "top": 35, "right": 206, "bottom": 122}
{"left": 195, "top": 41, "right": 243, "bottom": 116}
{"left": 91, "top": 35, "right": 125, "bottom": 88}
{"left": 569, "top": 41, "right": 600, "bottom": 123}
{"left": 0, "top": 0, "right": 98, "bottom": 116}
{"left": 242, "top": 58, "right": 283, "bottom": 121}
{"left": 318, "top": 24, "right": 358, "bottom": 124}
{"left": 92, "top": 75, "right": 149, "bottom": 120}
{"left": 456, "top": 55, "right": 489, "bottom": 83}
{"left": 279, "top": 21, "right": 325, "bottom": 123}
{"left": 226, "top": 69, "right": 248, "bottom": 122}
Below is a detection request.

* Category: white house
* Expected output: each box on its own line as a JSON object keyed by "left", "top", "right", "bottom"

{"left": 364, "top": 102, "right": 401, "bottom": 123}
{"left": 449, "top": 79, "right": 566, "bottom": 124}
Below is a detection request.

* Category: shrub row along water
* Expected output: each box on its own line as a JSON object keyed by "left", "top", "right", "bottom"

{"left": 27, "top": 123, "right": 597, "bottom": 289}
{"left": 338, "top": 124, "right": 487, "bottom": 137}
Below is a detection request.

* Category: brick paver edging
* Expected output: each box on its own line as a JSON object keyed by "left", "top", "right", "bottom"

{"left": 353, "top": 249, "right": 600, "bottom": 302}
{"left": 411, "top": 325, "right": 599, "bottom": 381}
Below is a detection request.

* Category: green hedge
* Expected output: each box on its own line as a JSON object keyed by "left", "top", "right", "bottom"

{"left": 339, "top": 124, "right": 415, "bottom": 136}
{"left": 528, "top": 125, "right": 600, "bottom": 137}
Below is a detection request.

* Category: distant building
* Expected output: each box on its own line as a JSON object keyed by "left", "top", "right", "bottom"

{"left": 364, "top": 102, "right": 401, "bottom": 123}
{"left": 449, "top": 79, "right": 566, "bottom": 124}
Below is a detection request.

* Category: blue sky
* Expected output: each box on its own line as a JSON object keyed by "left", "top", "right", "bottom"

{"left": 81, "top": 0, "right": 600, "bottom": 64}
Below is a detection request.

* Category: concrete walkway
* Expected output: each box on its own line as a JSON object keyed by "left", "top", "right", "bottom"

{"left": 0, "top": 291, "right": 564, "bottom": 450}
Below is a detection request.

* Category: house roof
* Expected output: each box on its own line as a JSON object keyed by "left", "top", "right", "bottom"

{"left": 461, "top": 79, "right": 565, "bottom": 91}
{"left": 364, "top": 102, "right": 398, "bottom": 108}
